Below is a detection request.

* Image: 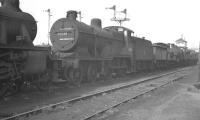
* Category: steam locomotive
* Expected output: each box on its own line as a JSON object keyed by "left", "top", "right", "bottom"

{"left": 50, "top": 10, "right": 154, "bottom": 85}
{"left": 0, "top": 1, "right": 197, "bottom": 97}
{"left": 0, "top": 0, "right": 51, "bottom": 96}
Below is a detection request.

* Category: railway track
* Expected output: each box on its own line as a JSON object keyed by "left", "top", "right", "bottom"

{"left": 83, "top": 74, "right": 185, "bottom": 120}
{"left": 1, "top": 67, "right": 190, "bottom": 120}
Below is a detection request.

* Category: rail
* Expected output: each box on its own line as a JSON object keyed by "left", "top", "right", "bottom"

{"left": 1, "top": 67, "right": 189, "bottom": 120}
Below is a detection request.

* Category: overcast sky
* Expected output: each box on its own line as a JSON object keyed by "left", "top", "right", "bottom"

{"left": 9, "top": 0, "right": 200, "bottom": 49}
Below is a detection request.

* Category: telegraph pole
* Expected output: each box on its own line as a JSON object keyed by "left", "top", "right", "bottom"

{"left": 77, "top": 11, "right": 83, "bottom": 22}
{"left": 45, "top": 9, "right": 52, "bottom": 46}
{"left": 199, "top": 41, "right": 200, "bottom": 82}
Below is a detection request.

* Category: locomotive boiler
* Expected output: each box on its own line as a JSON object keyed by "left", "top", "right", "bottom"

{"left": 50, "top": 10, "right": 126, "bottom": 58}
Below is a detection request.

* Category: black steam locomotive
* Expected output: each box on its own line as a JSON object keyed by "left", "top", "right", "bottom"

{"left": 50, "top": 10, "right": 154, "bottom": 85}
{"left": 0, "top": 0, "right": 51, "bottom": 96}
{"left": 0, "top": 0, "right": 198, "bottom": 97}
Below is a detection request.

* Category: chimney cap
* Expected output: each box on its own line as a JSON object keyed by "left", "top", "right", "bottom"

{"left": 91, "top": 18, "right": 102, "bottom": 28}
{"left": 67, "top": 10, "right": 78, "bottom": 20}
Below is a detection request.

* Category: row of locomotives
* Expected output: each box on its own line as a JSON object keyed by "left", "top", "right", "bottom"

{"left": 0, "top": 0, "right": 197, "bottom": 96}
{"left": 167, "top": 43, "right": 184, "bottom": 67}
{"left": 152, "top": 42, "right": 198, "bottom": 69}
{"left": 49, "top": 10, "right": 155, "bottom": 85}
{"left": 173, "top": 37, "right": 198, "bottom": 66}
{"left": 0, "top": 0, "right": 51, "bottom": 97}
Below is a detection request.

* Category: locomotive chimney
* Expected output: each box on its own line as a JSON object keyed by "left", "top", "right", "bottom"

{"left": 67, "top": 10, "right": 78, "bottom": 20}
{"left": 91, "top": 18, "right": 102, "bottom": 28}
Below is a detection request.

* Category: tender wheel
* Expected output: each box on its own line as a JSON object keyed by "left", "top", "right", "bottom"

{"left": 103, "top": 66, "right": 112, "bottom": 80}
{"left": 35, "top": 71, "right": 51, "bottom": 91}
{"left": 68, "top": 68, "right": 82, "bottom": 86}
{"left": 87, "top": 64, "right": 97, "bottom": 82}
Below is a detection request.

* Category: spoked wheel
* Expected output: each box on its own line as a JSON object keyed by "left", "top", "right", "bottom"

{"left": 0, "top": 81, "right": 20, "bottom": 97}
{"left": 0, "top": 64, "right": 21, "bottom": 97}
{"left": 87, "top": 64, "right": 97, "bottom": 83}
{"left": 68, "top": 68, "right": 82, "bottom": 86}
{"left": 0, "top": 83, "right": 9, "bottom": 97}
{"left": 0, "top": 62, "right": 11, "bottom": 97}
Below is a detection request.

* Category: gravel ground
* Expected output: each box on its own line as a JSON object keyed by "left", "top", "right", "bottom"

{"left": 104, "top": 65, "right": 199, "bottom": 120}
{"left": 24, "top": 68, "right": 190, "bottom": 120}
{"left": 0, "top": 68, "right": 182, "bottom": 116}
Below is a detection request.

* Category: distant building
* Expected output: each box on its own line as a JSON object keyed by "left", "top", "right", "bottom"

{"left": 175, "top": 38, "right": 187, "bottom": 51}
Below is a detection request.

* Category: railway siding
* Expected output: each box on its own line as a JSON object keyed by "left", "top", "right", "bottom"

{"left": 2, "top": 67, "right": 190, "bottom": 120}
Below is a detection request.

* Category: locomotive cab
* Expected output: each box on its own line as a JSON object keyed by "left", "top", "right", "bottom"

{"left": 104, "top": 26, "right": 135, "bottom": 52}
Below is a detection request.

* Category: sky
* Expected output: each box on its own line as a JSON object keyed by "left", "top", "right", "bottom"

{"left": 2, "top": 0, "right": 200, "bottom": 50}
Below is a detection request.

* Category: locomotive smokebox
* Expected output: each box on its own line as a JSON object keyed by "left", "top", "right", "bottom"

{"left": 66, "top": 10, "right": 78, "bottom": 20}
{"left": 0, "top": 7, "right": 37, "bottom": 45}
{"left": 91, "top": 18, "right": 102, "bottom": 28}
